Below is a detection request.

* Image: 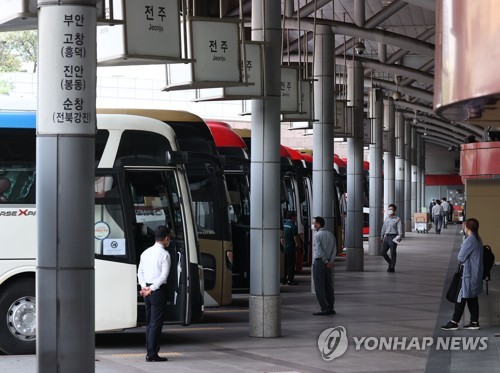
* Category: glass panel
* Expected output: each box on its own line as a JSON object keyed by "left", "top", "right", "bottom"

{"left": 0, "top": 167, "right": 36, "bottom": 204}
{"left": 225, "top": 173, "right": 250, "bottom": 225}
{"left": 126, "top": 170, "right": 184, "bottom": 242}
{"left": 189, "top": 173, "right": 217, "bottom": 236}
{"left": 94, "top": 175, "right": 127, "bottom": 257}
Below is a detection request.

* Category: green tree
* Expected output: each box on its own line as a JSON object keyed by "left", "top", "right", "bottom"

{"left": 0, "top": 31, "right": 38, "bottom": 72}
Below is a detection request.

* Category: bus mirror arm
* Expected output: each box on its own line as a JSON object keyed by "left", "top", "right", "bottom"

{"left": 165, "top": 151, "right": 189, "bottom": 165}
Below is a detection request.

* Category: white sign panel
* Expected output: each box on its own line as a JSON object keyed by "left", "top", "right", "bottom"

{"left": 126, "top": 0, "right": 180, "bottom": 57}
{"left": 281, "top": 67, "right": 299, "bottom": 113}
{"left": 166, "top": 18, "right": 242, "bottom": 89}
{"left": 38, "top": 6, "right": 96, "bottom": 135}
{"left": 282, "top": 80, "right": 314, "bottom": 121}
{"left": 103, "top": 238, "right": 126, "bottom": 256}
{"left": 191, "top": 19, "right": 240, "bottom": 82}
{"left": 225, "top": 42, "right": 263, "bottom": 96}
{"left": 97, "top": 0, "right": 181, "bottom": 64}
{"left": 363, "top": 118, "right": 372, "bottom": 145}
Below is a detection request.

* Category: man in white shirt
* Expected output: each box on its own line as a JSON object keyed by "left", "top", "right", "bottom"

{"left": 137, "top": 225, "right": 172, "bottom": 362}
{"left": 441, "top": 197, "right": 450, "bottom": 228}
{"left": 311, "top": 216, "right": 336, "bottom": 316}
{"left": 380, "top": 204, "right": 403, "bottom": 272}
{"left": 432, "top": 200, "right": 444, "bottom": 234}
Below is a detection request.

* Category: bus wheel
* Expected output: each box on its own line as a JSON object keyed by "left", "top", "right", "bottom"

{"left": 0, "top": 279, "right": 36, "bottom": 355}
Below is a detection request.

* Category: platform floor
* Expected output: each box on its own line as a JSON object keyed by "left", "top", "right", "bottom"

{"left": 2, "top": 225, "right": 500, "bottom": 372}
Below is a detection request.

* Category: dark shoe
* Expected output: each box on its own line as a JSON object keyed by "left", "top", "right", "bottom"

{"left": 387, "top": 268, "right": 395, "bottom": 273}
{"left": 330, "top": 309, "right": 336, "bottom": 315}
{"left": 463, "top": 322, "right": 480, "bottom": 330}
{"left": 146, "top": 355, "right": 168, "bottom": 362}
{"left": 313, "top": 311, "right": 331, "bottom": 316}
{"left": 280, "top": 281, "right": 287, "bottom": 285}
{"left": 441, "top": 321, "right": 458, "bottom": 331}
{"left": 287, "top": 281, "right": 298, "bottom": 285}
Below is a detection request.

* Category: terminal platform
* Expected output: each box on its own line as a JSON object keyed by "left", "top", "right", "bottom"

{"left": 2, "top": 225, "right": 499, "bottom": 372}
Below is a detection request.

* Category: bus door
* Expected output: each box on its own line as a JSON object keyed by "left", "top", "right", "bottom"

{"left": 187, "top": 160, "right": 232, "bottom": 307}
{"left": 94, "top": 169, "right": 137, "bottom": 331}
{"left": 123, "top": 167, "right": 191, "bottom": 325}
{"left": 224, "top": 170, "right": 250, "bottom": 291}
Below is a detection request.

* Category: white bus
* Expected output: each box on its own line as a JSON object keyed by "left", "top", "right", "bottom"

{"left": 0, "top": 111, "right": 204, "bottom": 354}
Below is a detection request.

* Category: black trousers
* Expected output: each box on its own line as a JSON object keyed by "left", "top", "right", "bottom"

{"left": 313, "top": 258, "right": 335, "bottom": 312}
{"left": 453, "top": 297, "right": 479, "bottom": 323}
{"left": 381, "top": 234, "right": 398, "bottom": 270}
{"left": 144, "top": 285, "right": 167, "bottom": 358}
{"left": 284, "top": 251, "right": 296, "bottom": 282}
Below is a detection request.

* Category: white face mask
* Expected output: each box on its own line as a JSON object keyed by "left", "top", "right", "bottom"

{"left": 311, "top": 224, "right": 316, "bottom": 231}
{"left": 388, "top": 209, "right": 395, "bottom": 215}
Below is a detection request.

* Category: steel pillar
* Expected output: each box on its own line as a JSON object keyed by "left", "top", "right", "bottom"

{"left": 395, "top": 110, "right": 405, "bottom": 230}
{"left": 368, "top": 88, "right": 384, "bottom": 255}
{"left": 37, "top": 0, "right": 97, "bottom": 371}
{"left": 249, "top": 0, "right": 281, "bottom": 338}
{"left": 346, "top": 60, "right": 364, "bottom": 271}
{"left": 383, "top": 99, "right": 395, "bottom": 213}
{"left": 404, "top": 119, "right": 412, "bottom": 232}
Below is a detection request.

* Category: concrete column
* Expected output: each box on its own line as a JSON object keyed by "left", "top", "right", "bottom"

{"left": 419, "top": 136, "right": 426, "bottom": 211}
{"left": 383, "top": 99, "right": 395, "bottom": 213}
{"left": 312, "top": 25, "right": 335, "bottom": 231}
{"left": 346, "top": 60, "right": 364, "bottom": 271}
{"left": 404, "top": 119, "right": 412, "bottom": 232}
{"left": 312, "top": 25, "right": 335, "bottom": 294}
{"left": 37, "top": 0, "right": 96, "bottom": 371}
{"left": 368, "top": 88, "right": 384, "bottom": 255}
{"left": 416, "top": 134, "right": 423, "bottom": 212}
{"left": 395, "top": 111, "right": 405, "bottom": 230}
{"left": 411, "top": 128, "right": 418, "bottom": 220}
{"left": 249, "top": 0, "right": 281, "bottom": 338}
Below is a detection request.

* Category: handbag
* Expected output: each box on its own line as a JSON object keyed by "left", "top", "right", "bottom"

{"left": 446, "top": 264, "right": 463, "bottom": 303}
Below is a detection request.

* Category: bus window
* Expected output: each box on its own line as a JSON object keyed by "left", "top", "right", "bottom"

{"left": 94, "top": 174, "right": 127, "bottom": 259}
{"left": 126, "top": 170, "right": 185, "bottom": 249}
{"left": 0, "top": 168, "right": 36, "bottom": 204}
{"left": 225, "top": 173, "right": 250, "bottom": 225}
{"left": 190, "top": 174, "right": 217, "bottom": 236}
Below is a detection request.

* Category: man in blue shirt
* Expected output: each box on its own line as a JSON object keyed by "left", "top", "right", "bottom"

{"left": 281, "top": 211, "right": 302, "bottom": 285}
{"left": 312, "top": 216, "right": 336, "bottom": 315}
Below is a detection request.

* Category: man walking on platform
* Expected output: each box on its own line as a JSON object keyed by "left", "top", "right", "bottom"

{"left": 441, "top": 197, "right": 450, "bottom": 228}
{"left": 432, "top": 199, "right": 444, "bottom": 234}
{"left": 311, "top": 216, "right": 336, "bottom": 316}
{"left": 381, "top": 204, "right": 403, "bottom": 272}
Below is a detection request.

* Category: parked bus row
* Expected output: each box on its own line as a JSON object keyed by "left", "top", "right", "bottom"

{"left": 0, "top": 110, "right": 207, "bottom": 355}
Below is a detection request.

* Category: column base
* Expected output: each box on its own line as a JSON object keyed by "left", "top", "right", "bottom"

{"left": 368, "top": 237, "right": 381, "bottom": 256}
{"left": 346, "top": 247, "right": 364, "bottom": 271}
{"left": 249, "top": 295, "right": 281, "bottom": 337}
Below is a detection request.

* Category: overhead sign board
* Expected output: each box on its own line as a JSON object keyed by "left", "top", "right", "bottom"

{"left": 97, "top": 0, "right": 183, "bottom": 66}
{"left": 165, "top": 17, "right": 243, "bottom": 91}
{"left": 280, "top": 66, "right": 300, "bottom": 114}
{"left": 195, "top": 41, "right": 263, "bottom": 101}
{"left": 334, "top": 99, "right": 353, "bottom": 137}
{"left": 282, "top": 80, "right": 315, "bottom": 122}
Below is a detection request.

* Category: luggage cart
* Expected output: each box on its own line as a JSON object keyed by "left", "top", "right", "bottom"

{"left": 414, "top": 212, "right": 430, "bottom": 233}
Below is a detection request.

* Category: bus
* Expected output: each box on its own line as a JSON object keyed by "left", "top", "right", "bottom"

{"left": 0, "top": 111, "right": 204, "bottom": 355}
{"left": 206, "top": 122, "right": 251, "bottom": 291}
{"left": 97, "top": 109, "right": 232, "bottom": 307}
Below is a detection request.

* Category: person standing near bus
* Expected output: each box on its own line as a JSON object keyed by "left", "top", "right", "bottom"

{"left": 380, "top": 204, "right": 403, "bottom": 272}
{"left": 137, "top": 225, "right": 172, "bottom": 362}
{"left": 281, "top": 211, "right": 302, "bottom": 285}
{"left": 312, "top": 216, "right": 336, "bottom": 315}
